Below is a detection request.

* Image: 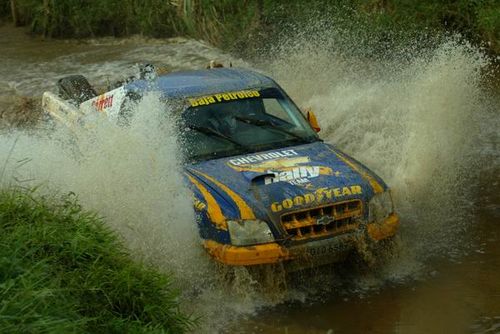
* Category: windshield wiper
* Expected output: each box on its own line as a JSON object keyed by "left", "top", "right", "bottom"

{"left": 185, "top": 124, "right": 250, "bottom": 151}
{"left": 234, "top": 115, "right": 313, "bottom": 142}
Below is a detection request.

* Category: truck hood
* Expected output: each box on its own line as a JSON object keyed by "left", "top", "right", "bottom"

{"left": 185, "top": 142, "right": 387, "bottom": 223}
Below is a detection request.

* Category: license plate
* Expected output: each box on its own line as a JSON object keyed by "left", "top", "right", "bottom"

{"left": 308, "top": 244, "right": 338, "bottom": 257}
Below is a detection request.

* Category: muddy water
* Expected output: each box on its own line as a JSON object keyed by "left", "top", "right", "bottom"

{"left": 0, "top": 25, "right": 499, "bottom": 334}
{"left": 235, "top": 196, "right": 500, "bottom": 334}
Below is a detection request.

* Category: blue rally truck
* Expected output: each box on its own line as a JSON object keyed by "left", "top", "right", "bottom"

{"left": 42, "top": 65, "right": 399, "bottom": 269}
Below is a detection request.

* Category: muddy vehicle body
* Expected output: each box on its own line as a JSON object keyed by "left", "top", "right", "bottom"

{"left": 43, "top": 66, "right": 399, "bottom": 269}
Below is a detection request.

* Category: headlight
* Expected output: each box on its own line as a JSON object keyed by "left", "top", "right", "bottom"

{"left": 227, "top": 219, "right": 274, "bottom": 246}
{"left": 368, "top": 191, "right": 394, "bottom": 223}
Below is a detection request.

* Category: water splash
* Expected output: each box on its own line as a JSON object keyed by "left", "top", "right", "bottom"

{"left": 1, "top": 24, "right": 499, "bottom": 332}
{"left": 0, "top": 91, "right": 284, "bottom": 332}
{"left": 0, "top": 93, "right": 203, "bottom": 274}
{"left": 264, "top": 36, "right": 491, "bottom": 257}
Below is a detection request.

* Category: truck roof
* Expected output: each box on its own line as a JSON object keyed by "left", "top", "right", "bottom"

{"left": 124, "top": 68, "right": 277, "bottom": 99}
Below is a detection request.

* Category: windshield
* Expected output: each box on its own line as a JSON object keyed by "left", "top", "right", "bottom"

{"left": 178, "top": 87, "right": 319, "bottom": 162}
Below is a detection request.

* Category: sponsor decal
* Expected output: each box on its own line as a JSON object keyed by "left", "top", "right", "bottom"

{"left": 264, "top": 166, "right": 319, "bottom": 185}
{"left": 228, "top": 150, "right": 341, "bottom": 186}
{"left": 92, "top": 94, "right": 114, "bottom": 112}
{"left": 270, "top": 185, "right": 363, "bottom": 212}
{"left": 189, "top": 90, "right": 260, "bottom": 107}
{"left": 228, "top": 149, "right": 299, "bottom": 166}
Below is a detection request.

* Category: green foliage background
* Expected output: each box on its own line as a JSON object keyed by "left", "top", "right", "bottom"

{"left": 1, "top": 0, "right": 499, "bottom": 53}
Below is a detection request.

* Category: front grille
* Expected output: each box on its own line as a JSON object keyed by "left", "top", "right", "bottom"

{"left": 281, "top": 200, "right": 363, "bottom": 240}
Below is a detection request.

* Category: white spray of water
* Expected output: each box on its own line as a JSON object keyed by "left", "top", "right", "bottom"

{"left": 0, "top": 93, "right": 209, "bottom": 281}
{"left": 262, "top": 33, "right": 495, "bottom": 288}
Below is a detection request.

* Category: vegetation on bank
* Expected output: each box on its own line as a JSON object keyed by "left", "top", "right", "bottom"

{"left": 1, "top": 0, "right": 499, "bottom": 54}
{"left": 0, "top": 188, "right": 193, "bottom": 333}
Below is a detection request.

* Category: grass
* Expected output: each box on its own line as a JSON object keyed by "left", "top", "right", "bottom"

{"left": 0, "top": 187, "right": 193, "bottom": 333}
{"left": 2, "top": 0, "right": 499, "bottom": 55}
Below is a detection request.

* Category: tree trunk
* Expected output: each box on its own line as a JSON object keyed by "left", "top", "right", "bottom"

{"left": 10, "top": 0, "right": 19, "bottom": 26}
{"left": 43, "top": 0, "right": 49, "bottom": 37}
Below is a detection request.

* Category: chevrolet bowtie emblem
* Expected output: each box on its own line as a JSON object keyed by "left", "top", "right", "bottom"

{"left": 316, "top": 215, "right": 335, "bottom": 225}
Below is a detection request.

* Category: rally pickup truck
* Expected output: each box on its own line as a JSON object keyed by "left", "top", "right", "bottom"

{"left": 42, "top": 65, "right": 399, "bottom": 269}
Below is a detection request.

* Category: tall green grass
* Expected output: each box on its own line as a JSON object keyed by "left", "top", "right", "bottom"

{"left": 2, "top": 0, "right": 499, "bottom": 54}
{"left": 0, "top": 187, "right": 193, "bottom": 333}
{"left": 4, "top": 0, "right": 261, "bottom": 42}
{"left": 0, "top": 1, "right": 9, "bottom": 21}
{"left": 9, "top": 0, "right": 179, "bottom": 37}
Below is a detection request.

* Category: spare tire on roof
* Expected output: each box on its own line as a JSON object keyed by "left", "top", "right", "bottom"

{"left": 57, "top": 75, "right": 97, "bottom": 104}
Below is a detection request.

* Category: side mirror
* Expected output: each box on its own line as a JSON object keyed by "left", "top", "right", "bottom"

{"left": 304, "top": 108, "right": 321, "bottom": 132}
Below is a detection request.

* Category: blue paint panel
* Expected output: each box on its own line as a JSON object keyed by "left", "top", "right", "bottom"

{"left": 194, "top": 211, "right": 231, "bottom": 244}
{"left": 188, "top": 172, "right": 241, "bottom": 220}
{"left": 125, "top": 68, "right": 276, "bottom": 100}
{"left": 188, "top": 142, "right": 378, "bottom": 216}
{"left": 185, "top": 140, "right": 390, "bottom": 244}
{"left": 188, "top": 180, "right": 232, "bottom": 244}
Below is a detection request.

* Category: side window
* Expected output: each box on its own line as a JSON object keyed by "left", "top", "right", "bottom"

{"left": 263, "top": 98, "right": 293, "bottom": 123}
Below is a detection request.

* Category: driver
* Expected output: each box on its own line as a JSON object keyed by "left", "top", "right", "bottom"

{"left": 207, "top": 98, "right": 266, "bottom": 135}
{"left": 210, "top": 106, "right": 239, "bottom": 135}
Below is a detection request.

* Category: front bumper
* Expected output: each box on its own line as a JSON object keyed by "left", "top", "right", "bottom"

{"left": 204, "top": 213, "right": 400, "bottom": 266}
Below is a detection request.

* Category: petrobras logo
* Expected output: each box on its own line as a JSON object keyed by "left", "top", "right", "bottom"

{"left": 91, "top": 94, "right": 113, "bottom": 111}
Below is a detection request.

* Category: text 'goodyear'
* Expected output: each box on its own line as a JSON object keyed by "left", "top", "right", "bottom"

{"left": 271, "top": 185, "right": 363, "bottom": 212}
